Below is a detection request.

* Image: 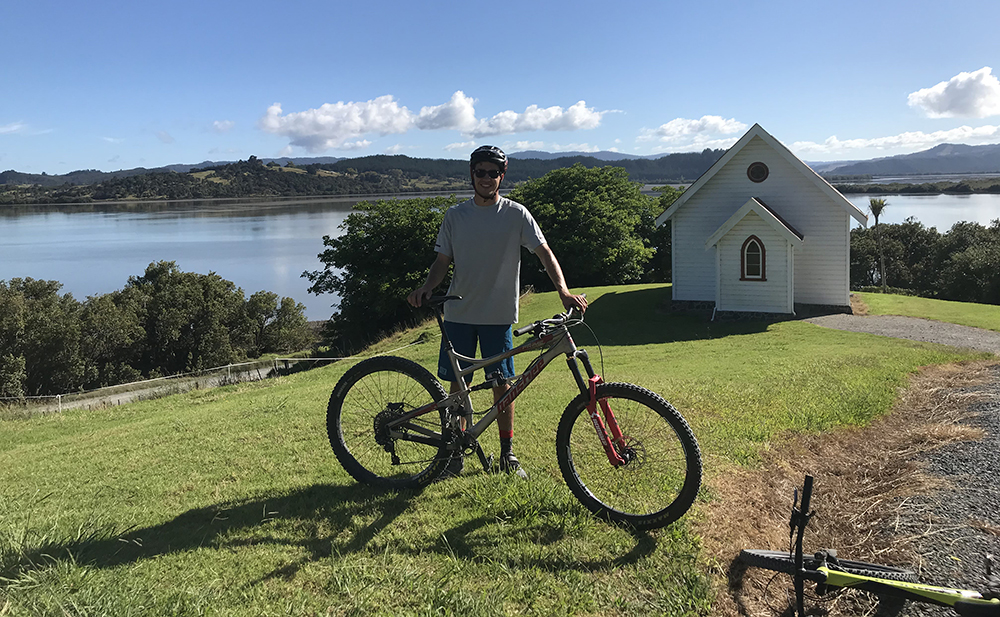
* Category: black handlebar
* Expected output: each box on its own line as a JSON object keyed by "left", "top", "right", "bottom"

{"left": 513, "top": 306, "right": 583, "bottom": 338}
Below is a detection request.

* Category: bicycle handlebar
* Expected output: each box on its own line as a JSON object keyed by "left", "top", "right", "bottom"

{"left": 424, "top": 294, "right": 583, "bottom": 338}
{"left": 513, "top": 305, "right": 583, "bottom": 337}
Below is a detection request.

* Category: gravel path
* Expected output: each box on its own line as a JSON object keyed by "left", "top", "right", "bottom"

{"left": 804, "top": 314, "right": 1000, "bottom": 614}
{"left": 893, "top": 366, "right": 1000, "bottom": 615}
{"left": 805, "top": 314, "right": 1000, "bottom": 356}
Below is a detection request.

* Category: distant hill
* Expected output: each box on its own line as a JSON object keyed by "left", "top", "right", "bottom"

{"left": 510, "top": 150, "right": 660, "bottom": 161}
{"left": 8, "top": 141, "right": 1000, "bottom": 193}
{"left": 1, "top": 156, "right": 345, "bottom": 187}
{"left": 818, "top": 143, "right": 1000, "bottom": 177}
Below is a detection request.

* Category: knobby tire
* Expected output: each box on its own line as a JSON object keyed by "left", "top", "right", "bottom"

{"left": 739, "top": 550, "right": 918, "bottom": 582}
{"left": 327, "top": 356, "right": 451, "bottom": 489}
{"left": 556, "top": 382, "right": 702, "bottom": 530}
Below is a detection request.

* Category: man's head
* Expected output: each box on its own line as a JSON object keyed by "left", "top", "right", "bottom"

{"left": 470, "top": 145, "right": 507, "bottom": 202}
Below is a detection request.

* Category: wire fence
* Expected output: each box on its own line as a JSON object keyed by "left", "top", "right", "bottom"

{"left": 0, "top": 337, "right": 435, "bottom": 416}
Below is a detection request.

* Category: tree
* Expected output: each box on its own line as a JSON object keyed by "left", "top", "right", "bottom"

{"left": 126, "top": 262, "right": 252, "bottom": 375}
{"left": 246, "top": 291, "right": 313, "bottom": 355}
{"left": 4, "top": 278, "right": 84, "bottom": 396}
{"left": 642, "top": 185, "right": 685, "bottom": 282}
{"left": 881, "top": 217, "right": 940, "bottom": 295}
{"left": 0, "top": 283, "right": 27, "bottom": 398}
{"left": 869, "top": 198, "right": 888, "bottom": 292}
{"left": 505, "top": 165, "right": 656, "bottom": 288}
{"left": 79, "top": 289, "right": 146, "bottom": 389}
{"left": 936, "top": 220, "right": 1000, "bottom": 303}
{"left": 303, "top": 196, "right": 454, "bottom": 352}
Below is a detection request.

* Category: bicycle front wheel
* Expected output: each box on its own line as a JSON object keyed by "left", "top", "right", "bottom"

{"left": 327, "top": 356, "right": 451, "bottom": 489}
{"left": 739, "top": 550, "right": 918, "bottom": 582}
{"left": 556, "top": 382, "right": 702, "bottom": 530}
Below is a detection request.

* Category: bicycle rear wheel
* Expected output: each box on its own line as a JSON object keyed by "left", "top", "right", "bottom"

{"left": 556, "top": 382, "right": 702, "bottom": 530}
{"left": 327, "top": 356, "right": 451, "bottom": 489}
{"left": 739, "top": 550, "right": 918, "bottom": 582}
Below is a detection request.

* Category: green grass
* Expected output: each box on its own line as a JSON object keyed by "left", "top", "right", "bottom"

{"left": 858, "top": 291, "right": 1000, "bottom": 332}
{"left": 0, "top": 284, "right": 987, "bottom": 616}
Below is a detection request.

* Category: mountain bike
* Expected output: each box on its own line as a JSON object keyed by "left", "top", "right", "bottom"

{"left": 739, "top": 475, "right": 1000, "bottom": 615}
{"left": 326, "top": 295, "right": 702, "bottom": 530}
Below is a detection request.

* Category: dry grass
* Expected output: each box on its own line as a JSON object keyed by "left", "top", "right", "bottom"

{"left": 850, "top": 293, "right": 870, "bottom": 316}
{"left": 698, "top": 359, "right": 997, "bottom": 616}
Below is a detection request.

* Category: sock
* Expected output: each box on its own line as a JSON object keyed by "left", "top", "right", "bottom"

{"left": 500, "top": 429, "right": 513, "bottom": 456}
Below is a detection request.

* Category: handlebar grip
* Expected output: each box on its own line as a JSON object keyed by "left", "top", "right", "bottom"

{"left": 513, "top": 322, "right": 537, "bottom": 337}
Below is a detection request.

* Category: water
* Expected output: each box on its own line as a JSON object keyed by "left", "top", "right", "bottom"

{"left": 1, "top": 192, "right": 997, "bottom": 320}
{"left": 1, "top": 197, "right": 368, "bottom": 321}
{"left": 844, "top": 193, "right": 1000, "bottom": 230}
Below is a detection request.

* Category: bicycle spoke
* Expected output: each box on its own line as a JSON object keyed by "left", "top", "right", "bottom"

{"left": 557, "top": 382, "right": 701, "bottom": 529}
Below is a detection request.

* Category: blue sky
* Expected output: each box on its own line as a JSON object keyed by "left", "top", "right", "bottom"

{"left": 3, "top": 0, "right": 1000, "bottom": 175}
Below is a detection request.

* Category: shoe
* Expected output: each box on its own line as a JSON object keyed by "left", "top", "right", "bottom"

{"left": 498, "top": 452, "right": 528, "bottom": 479}
{"left": 441, "top": 454, "right": 464, "bottom": 479}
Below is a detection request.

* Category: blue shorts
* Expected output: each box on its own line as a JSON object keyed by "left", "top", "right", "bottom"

{"left": 438, "top": 321, "right": 515, "bottom": 384}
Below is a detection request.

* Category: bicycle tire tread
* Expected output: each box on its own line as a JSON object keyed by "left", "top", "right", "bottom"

{"left": 740, "top": 549, "right": 918, "bottom": 582}
{"left": 556, "top": 382, "right": 702, "bottom": 531}
{"left": 327, "top": 355, "right": 450, "bottom": 489}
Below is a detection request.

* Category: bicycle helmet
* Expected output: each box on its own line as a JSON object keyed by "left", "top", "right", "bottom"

{"left": 469, "top": 145, "right": 508, "bottom": 172}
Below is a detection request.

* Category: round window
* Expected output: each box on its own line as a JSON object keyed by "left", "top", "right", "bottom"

{"left": 747, "top": 162, "right": 769, "bottom": 183}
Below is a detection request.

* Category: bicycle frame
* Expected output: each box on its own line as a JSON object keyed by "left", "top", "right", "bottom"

{"left": 383, "top": 301, "right": 627, "bottom": 469}
{"left": 788, "top": 475, "right": 1000, "bottom": 615}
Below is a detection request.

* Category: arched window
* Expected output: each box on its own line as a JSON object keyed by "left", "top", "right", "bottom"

{"left": 741, "top": 236, "right": 766, "bottom": 281}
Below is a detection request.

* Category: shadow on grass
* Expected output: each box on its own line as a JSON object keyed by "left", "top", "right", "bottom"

{"left": 1, "top": 483, "right": 410, "bottom": 583}
{"left": 572, "top": 287, "right": 770, "bottom": 347}
{"left": 2, "top": 481, "right": 663, "bottom": 584}
{"left": 425, "top": 516, "right": 660, "bottom": 571}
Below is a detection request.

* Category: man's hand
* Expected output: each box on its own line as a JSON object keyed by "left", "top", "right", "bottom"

{"left": 407, "top": 286, "right": 433, "bottom": 308}
{"left": 408, "top": 253, "right": 452, "bottom": 308}
{"left": 559, "top": 290, "right": 588, "bottom": 313}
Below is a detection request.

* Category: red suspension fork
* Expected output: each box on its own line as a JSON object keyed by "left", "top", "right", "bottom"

{"left": 587, "top": 375, "right": 626, "bottom": 467}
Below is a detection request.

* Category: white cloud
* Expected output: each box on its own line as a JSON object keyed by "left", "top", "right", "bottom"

{"left": 384, "top": 144, "right": 405, "bottom": 154}
{"left": 640, "top": 115, "right": 747, "bottom": 143}
{"left": 444, "top": 140, "right": 477, "bottom": 151}
{"left": 908, "top": 67, "right": 1000, "bottom": 118}
{"left": 650, "top": 136, "right": 742, "bottom": 154}
{"left": 259, "top": 96, "right": 413, "bottom": 153}
{"left": 102, "top": 136, "right": 124, "bottom": 143}
{"left": 545, "top": 142, "right": 602, "bottom": 153}
{"left": 1, "top": 122, "right": 26, "bottom": 135}
{"left": 503, "top": 141, "right": 605, "bottom": 154}
{"left": 470, "top": 101, "right": 604, "bottom": 137}
{"left": 260, "top": 93, "right": 608, "bottom": 153}
{"left": 340, "top": 140, "right": 373, "bottom": 151}
{"left": 156, "top": 131, "right": 175, "bottom": 144}
{"left": 510, "top": 140, "right": 546, "bottom": 151}
{"left": 213, "top": 120, "right": 235, "bottom": 133}
{"left": 791, "top": 124, "right": 1000, "bottom": 155}
{"left": 415, "top": 91, "right": 478, "bottom": 132}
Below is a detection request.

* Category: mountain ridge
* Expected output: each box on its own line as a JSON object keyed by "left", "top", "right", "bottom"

{"left": 5, "top": 142, "right": 1000, "bottom": 187}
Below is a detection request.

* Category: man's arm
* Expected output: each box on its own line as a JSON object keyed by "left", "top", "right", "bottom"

{"left": 407, "top": 252, "right": 452, "bottom": 307}
{"left": 534, "top": 244, "right": 588, "bottom": 312}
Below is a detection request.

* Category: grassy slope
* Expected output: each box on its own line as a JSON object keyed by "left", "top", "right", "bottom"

{"left": 0, "top": 285, "right": 988, "bottom": 616}
{"left": 858, "top": 291, "right": 1000, "bottom": 332}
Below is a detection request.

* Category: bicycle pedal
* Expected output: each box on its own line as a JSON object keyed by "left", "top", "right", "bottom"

{"left": 482, "top": 454, "right": 495, "bottom": 472}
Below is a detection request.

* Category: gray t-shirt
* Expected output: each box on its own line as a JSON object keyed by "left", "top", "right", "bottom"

{"left": 435, "top": 197, "right": 546, "bottom": 325}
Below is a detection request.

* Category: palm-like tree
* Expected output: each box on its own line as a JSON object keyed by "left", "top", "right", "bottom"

{"left": 869, "top": 197, "right": 888, "bottom": 292}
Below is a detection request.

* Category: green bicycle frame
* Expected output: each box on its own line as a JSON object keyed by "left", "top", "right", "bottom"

{"left": 818, "top": 567, "right": 1000, "bottom": 610}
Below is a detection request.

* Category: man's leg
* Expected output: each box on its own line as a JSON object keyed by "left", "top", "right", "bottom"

{"left": 480, "top": 325, "right": 525, "bottom": 478}
{"left": 438, "top": 321, "right": 476, "bottom": 478}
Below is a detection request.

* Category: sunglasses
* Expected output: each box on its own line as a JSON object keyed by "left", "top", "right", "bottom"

{"left": 473, "top": 169, "right": 502, "bottom": 179}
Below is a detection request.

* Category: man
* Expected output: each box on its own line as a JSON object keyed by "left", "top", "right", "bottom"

{"left": 407, "top": 145, "right": 587, "bottom": 478}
